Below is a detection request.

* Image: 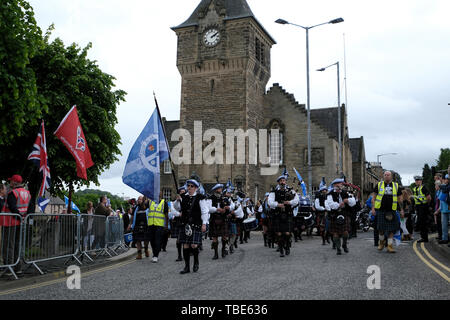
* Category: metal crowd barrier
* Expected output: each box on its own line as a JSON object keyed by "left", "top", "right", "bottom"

{"left": 77, "top": 214, "right": 109, "bottom": 262}
{"left": 0, "top": 214, "right": 23, "bottom": 280}
{"left": 22, "top": 214, "right": 81, "bottom": 275}
{"left": 105, "top": 216, "right": 127, "bottom": 256}
{"left": 0, "top": 213, "right": 129, "bottom": 279}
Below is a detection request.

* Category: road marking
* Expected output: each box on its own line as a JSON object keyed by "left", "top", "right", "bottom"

{"left": 0, "top": 259, "right": 136, "bottom": 296}
{"left": 412, "top": 240, "right": 450, "bottom": 283}
{"left": 420, "top": 243, "right": 450, "bottom": 273}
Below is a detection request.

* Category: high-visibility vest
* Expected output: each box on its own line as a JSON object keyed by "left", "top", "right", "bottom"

{"left": 1, "top": 188, "right": 30, "bottom": 226}
{"left": 412, "top": 186, "right": 427, "bottom": 205}
{"left": 147, "top": 200, "right": 166, "bottom": 227}
{"left": 374, "top": 181, "right": 398, "bottom": 211}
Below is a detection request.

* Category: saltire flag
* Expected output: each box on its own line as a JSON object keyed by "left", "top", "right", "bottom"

{"left": 122, "top": 107, "right": 169, "bottom": 200}
{"left": 293, "top": 167, "right": 307, "bottom": 196}
{"left": 54, "top": 106, "right": 94, "bottom": 180}
{"left": 38, "top": 197, "right": 50, "bottom": 213}
{"left": 27, "top": 120, "right": 51, "bottom": 197}
{"left": 225, "top": 178, "right": 234, "bottom": 192}
{"left": 64, "top": 195, "right": 80, "bottom": 213}
{"left": 199, "top": 183, "right": 206, "bottom": 196}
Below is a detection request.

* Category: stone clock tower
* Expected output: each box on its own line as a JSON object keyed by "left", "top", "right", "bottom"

{"left": 172, "top": 0, "right": 276, "bottom": 198}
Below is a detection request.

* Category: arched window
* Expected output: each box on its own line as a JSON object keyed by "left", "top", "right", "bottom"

{"left": 268, "top": 120, "right": 284, "bottom": 165}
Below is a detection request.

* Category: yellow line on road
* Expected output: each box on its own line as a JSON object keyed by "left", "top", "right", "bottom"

{"left": 0, "top": 259, "right": 136, "bottom": 297}
{"left": 412, "top": 240, "right": 450, "bottom": 283}
{"left": 420, "top": 243, "right": 450, "bottom": 273}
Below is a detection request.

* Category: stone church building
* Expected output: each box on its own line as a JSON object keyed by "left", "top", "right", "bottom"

{"left": 160, "top": 0, "right": 368, "bottom": 201}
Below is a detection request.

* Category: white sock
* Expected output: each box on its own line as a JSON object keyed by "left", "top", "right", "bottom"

{"left": 387, "top": 238, "right": 393, "bottom": 245}
{"left": 379, "top": 235, "right": 385, "bottom": 241}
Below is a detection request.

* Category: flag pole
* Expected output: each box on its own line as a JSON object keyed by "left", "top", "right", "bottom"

{"left": 153, "top": 92, "right": 179, "bottom": 191}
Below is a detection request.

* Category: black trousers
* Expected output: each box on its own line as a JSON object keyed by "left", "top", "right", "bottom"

{"left": 148, "top": 226, "right": 163, "bottom": 257}
{"left": 373, "top": 214, "right": 379, "bottom": 245}
{"left": 1, "top": 226, "right": 21, "bottom": 267}
{"left": 416, "top": 204, "right": 429, "bottom": 241}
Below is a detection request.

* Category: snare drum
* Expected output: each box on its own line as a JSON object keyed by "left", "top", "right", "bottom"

{"left": 243, "top": 217, "right": 258, "bottom": 231}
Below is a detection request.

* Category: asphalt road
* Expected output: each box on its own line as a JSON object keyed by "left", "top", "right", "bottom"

{"left": 1, "top": 231, "right": 449, "bottom": 300}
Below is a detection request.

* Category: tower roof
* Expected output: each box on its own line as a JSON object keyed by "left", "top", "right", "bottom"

{"left": 172, "top": 0, "right": 275, "bottom": 44}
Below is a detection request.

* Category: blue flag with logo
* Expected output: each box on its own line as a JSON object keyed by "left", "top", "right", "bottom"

{"left": 122, "top": 108, "right": 169, "bottom": 201}
{"left": 64, "top": 195, "right": 81, "bottom": 213}
{"left": 293, "top": 167, "right": 308, "bottom": 196}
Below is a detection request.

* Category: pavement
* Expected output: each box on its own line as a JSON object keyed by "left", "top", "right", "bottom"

{"left": 0, "top": 231, "right": 449, "bottom": 300}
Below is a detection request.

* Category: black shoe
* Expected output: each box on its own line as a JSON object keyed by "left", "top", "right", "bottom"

{"left": 280, "top": 247, "right": 285, "bottom": 257}
{"left": 337, "top": 248, "right": 342, "bottom": 255}
{"left": 285, "top": 247, "right": 290, "bottom": 256}
{"left": 180, "top": 266, "right": 190, "bottom": 274}
{"left": 234, "top": 243, "right": 238, "bottom": 248}
{"left": 332, "top": 244, "right": 336, "bottom": 249}
{"left": 276, "top": 247, "right": 280, "bottom": 252}
{"left": 176, "top": 256, "right": 183, "bottom": 262}
{"left": 213, "top": 253, "right": 218, "bottom": 260}
{"left": 240, "top": 240, "right": 244, "bottom": 244}
{"left": 417, "top": 239, "right": 428, "bottom": 243}
{"left": 322, "top": 241, "right": 326, "bottom": 246}
{"left": 326, "top": 238, "right": 330, "bottom": 244}
{"left": 438, "top": 240, "right": 448, "bottom": 244}
{"left": 343, "top": 246, "right": 349, "bottom": 253}
{"left": 193, "top": 263, "right": 199, "bottom": 273}
{"left": 229, "top": 246, "right": 234, "bottom": 254}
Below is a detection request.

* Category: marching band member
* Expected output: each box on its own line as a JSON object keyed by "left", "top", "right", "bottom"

{"left": 325, "top": 179, "right": 352, "bottom": 255}
{"left": 170, "top": 186, "right": 185, "bottom": 262}
{"left": 207, "top": 184, "right": 231, "bottom": 260}
{"left": 228, "top": 192, "right": 243, "bottom": 254}
{"left": 174, "top": 179, "right": 209, "bottom": 274}
{"left": 261, "top": 193, "right": 270, "bottom": 247}
{"left": 268, "top": 175, "right": 299, "bottom": 257}
{"left": 315, "top": 185, "right": 331, "bottom": 245}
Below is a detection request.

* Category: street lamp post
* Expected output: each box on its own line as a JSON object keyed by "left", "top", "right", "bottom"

{"left": 317, "top": 62, "right": 342, "bottom": 176}
{"left": 275, "top": 17, "right": 344, "bottom": 195}
{"left": 377, "top": 153, "right": 398, "bottom": 165}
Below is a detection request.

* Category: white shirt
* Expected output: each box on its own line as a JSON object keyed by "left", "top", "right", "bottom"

{"left": 325, "top": 192, "right": 342, "bottom": 211}
{"left": 268, "top": 189, "right": 299, "bottom": 209}
{"left": 173, "top": 191, "right": 209, "bottom": 225}
{"left": 233, "top": 202, "right": 244, "bottom": 219}
{"left": 315, "top": 198, "right": 331, "bottom": 211}
{"left": 168, "top": 202, "right": 181, "bottom": 219}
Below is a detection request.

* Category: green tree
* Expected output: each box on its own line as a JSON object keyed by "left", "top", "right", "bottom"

{"left": 0, "top": 0, "right": 45, "bottom": 145}
{"left": 0, "top": 23, "right": 126, "bottom": 206}
{"left": 436, "top": 148, "right": 450, "bottom": 172}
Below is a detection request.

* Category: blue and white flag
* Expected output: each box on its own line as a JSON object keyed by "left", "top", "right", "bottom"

{"left": 282, "top": 167, "right": 289, "bottom": 180}
{"left": 293, "top": 167, "right": 307, "bottom": 196}
{"left": 319, "top": 177, "right": 327, "bottom": 191}
{"left": 64, "top": 195, "right": 81, "bottom": 213}
{"left": 122, "top": 108, "right": 169, "bottom": 201}
{"left": 38, "top": 197, "right": 50, "bottom": 213}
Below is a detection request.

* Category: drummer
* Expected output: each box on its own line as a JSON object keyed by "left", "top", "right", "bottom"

{"left": 268, "top": 175, "right": 299, "bottom": 257}
{"left": 228, "top": 190, "right": 243, "bottom": 254}
{"left": 241, "top": 198, "right": 255, "bottom": 243}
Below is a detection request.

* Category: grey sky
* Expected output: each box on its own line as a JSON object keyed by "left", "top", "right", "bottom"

{"left": 28, "top": 0, "right": 450, "bottom": 197}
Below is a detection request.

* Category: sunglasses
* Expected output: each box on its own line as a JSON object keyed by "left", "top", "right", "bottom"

{"left": 187, "top": 184, "right": 195, "bottom": 188}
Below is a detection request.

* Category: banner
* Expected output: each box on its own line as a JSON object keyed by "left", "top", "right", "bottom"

{"left": 122, "top": 108, "right": 169, "bottom": 200}
{"left": 28, "top": 120, "right": 51, "bottom": 197}
{"left": 54, "top": 106, "right": 94, "bottom": 180}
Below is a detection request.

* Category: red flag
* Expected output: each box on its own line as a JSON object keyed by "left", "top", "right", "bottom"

{"left": 54, "top": 106, "right": 94, "bottom": 180}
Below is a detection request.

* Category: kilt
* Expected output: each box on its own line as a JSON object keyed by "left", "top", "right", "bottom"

{"left": 170, "top": 220, "right": 181, "bottom": 239}
{"left": 376, "top": 210, "right": 400, "bottom": 233}
{"left": 132, "top": 226, "right": 150, "bottom": 242}
{"left": 228, "top": 221, "right": 238, "bottom": 235}
{"left": 316, "top": 212, "right": 326, "bottom": 231}
{"left": 209, "top": 216, "right": 229, "bottom": 238}
{"left": 261, "top": 217, "right": 269, "bottom": 227}
{"left": 178, "top": 224, "right": 203, "bottom": 245}
{"left": 328, "top": 212, "right": 350, "bottom": 235}
{"left": 271, "top": 213, "right": 293, "bottom": 233}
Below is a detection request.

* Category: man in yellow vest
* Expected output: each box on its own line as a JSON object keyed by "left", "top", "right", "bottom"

{"left": 147, "top": 192, "right": 169, "bottom": 263}
{"left": 412, "top": 176, "right": 431, "bottom": 243}
{"left": 371, "top": 171, "right": 404, "bottom": 253}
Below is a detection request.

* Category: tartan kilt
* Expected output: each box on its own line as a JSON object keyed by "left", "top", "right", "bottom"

{"left": 170, "top": 220, "right": 181, "bottom": 239}
{"left": 376, "top": 210, "right": 400, "bottom": 233}
{"left": 329, "top": 214, "right": 350, "bottom": 235}
{"left": 132, "top": 226, "right": 151, "bottom": 242}
{"left": 228, "top": 221, "right": 238, "bottom": 235}
{"left": 316, "top": 212, "right": 326, "bottom": 231}
{"left": 178, "top": 224, "right": 203, "bottom": 245}
{"left": 271, "top": 213, "right": 293, "bottom": 233}
{"left": 209, "top": 217, "right": 229, "bottom": 238}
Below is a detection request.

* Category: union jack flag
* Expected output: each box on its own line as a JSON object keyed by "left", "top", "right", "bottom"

{"left": 28, "top": 120, "right": 51, "bottom": 197}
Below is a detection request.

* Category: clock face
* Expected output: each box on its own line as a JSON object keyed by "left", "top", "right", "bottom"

{"left": 203, "top": 28, "right": 221, "bottom": 47}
